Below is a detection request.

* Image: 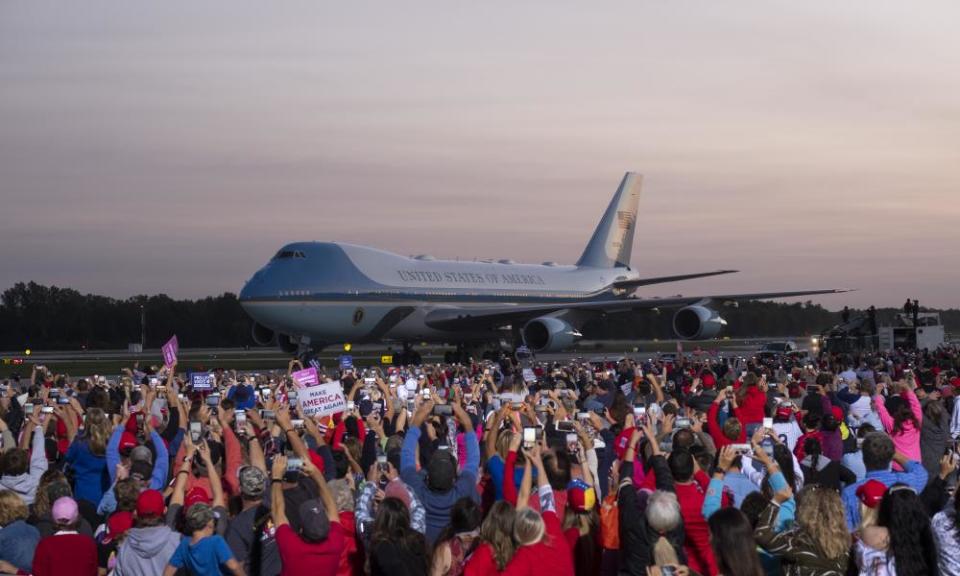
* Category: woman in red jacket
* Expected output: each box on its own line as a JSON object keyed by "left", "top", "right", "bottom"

{"left": 734, "top": 373, "right": 767, "bottom": 434}
{"left": 500, "top": 446, "right": 574, "bottom": 576}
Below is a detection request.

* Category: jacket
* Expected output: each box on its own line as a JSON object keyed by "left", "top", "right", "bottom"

{"left": 114, "top": 525, "right": 182, "bottom": 576}
{"left": 754, "top": 502, "right": 848, "bottom": 576}
{"left": 0, "top": 426, "right": 48, "bottom": 505}
{"left": 616, "top": 458, "right": 687, "bottom": 576}
{"left": 400, "top": 425, "right": 480, "bottom": 545}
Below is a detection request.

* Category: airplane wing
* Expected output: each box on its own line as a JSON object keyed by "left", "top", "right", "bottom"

{"left": 423, "top": 289, "right": 847, "bottom": 331}
{"left": 612, "top": 269, "right": 738, "bottom": 289}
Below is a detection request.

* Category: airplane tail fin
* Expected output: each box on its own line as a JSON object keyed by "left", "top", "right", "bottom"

{"left": 576, "top": 172, "right": 642, "bottom": 268}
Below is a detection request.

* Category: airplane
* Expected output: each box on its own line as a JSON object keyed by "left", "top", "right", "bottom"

{"left": 239, "top": 172, "right": 843, "bottom": 364}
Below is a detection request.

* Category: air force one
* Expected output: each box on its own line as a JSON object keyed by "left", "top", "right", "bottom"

{"left": 239, "top": 173, "right": 843, "bottom": 363}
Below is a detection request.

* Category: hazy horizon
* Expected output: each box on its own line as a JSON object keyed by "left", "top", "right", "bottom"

{"left": 2, "top": 2, "right": 959, "bottom": 310}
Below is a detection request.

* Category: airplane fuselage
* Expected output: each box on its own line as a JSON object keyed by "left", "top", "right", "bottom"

{"left": 239, "top": 241, "right": 638, "bottom": 345}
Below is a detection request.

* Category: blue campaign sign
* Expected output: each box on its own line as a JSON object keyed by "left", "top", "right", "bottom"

{"left": 339, "top": 355, "right": 353, "bottom": 370}
{"left": 191, "top": 372, "right": 215, "bottom": 391}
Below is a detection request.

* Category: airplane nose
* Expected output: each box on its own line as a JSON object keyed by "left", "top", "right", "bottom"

{"left": 239, "top": 270, "right": 266, "bottom": 302}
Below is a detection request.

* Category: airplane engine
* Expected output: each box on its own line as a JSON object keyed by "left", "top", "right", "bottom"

{"left": 522, "top": 316, "right": 582, "bottom": 353}
{"left": 251, "top": 323, "right": 276, "bottom": 346}
{"left": 672, "top": 305, "right": 726, "bottom": 340}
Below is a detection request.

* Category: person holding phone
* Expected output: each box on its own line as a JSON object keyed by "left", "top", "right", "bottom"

{"left": 269, "top": 454, "right": 343, "bottom": 575}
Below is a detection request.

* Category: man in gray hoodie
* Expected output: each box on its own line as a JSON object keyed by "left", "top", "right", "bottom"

{"left": 114, "top": 489, "right": 181, "bottom": 576}
{"left": 0, "top": 413, "right": 48, "bottom": 505}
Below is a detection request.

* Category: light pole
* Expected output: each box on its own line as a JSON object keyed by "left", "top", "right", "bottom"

{"left": 140, "top": 305, "right": 145, "bottom": 350}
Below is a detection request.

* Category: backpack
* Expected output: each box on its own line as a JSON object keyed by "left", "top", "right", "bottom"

{"left": 599, "top": 492, "right": 619, "bottom": 550}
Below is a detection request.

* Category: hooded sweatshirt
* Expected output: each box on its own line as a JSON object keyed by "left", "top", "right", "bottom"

{"left": 114, "top": 525, "right": 182, "bottom": 576}
{"left": 0, "top": 425, "right": 48, "bottom": 505}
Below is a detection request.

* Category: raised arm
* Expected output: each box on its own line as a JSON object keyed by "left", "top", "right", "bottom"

{"left": 303, "top": 455, "right": 339, "bottom": 523}
{"left": 270, "top": 455, "right": 289, "bottom": 527}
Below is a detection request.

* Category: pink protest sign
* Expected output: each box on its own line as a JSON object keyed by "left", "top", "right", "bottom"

{"left": 292, "top": 367, "right": 320, "bottom": 388}
{"left": 162, "top": 335, "right": 178, "bottom": 367}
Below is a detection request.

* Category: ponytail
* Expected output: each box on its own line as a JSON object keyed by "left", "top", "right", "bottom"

{"left": 653, "top": 534, "right": 678, "bottom": 566}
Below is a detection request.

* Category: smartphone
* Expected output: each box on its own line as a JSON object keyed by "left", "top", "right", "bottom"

{"left": 260, "top": 409, "right": 275, "bottom": 420}
{"left": 136, "top": 413, "right": 145, "bottom": 428}
{"left": 235, "top": 411, "right": 247, "bottom": 426}
{"left": 763, "top": 417, "right": 774, "bottom": 429}
{"left": 433, "top": 404, "right": 453, "bottom": 416}
{"left": 676, "top": 417, "right": 691, "bottom": 429}
{"left": 206, "top": 394, "right": 220, "bottom": 407}
{"left": 522, "top": 427, "right": 536, "bottom": 449}
{"left": 633, "top": 406, "right": 647, "bottom": 425}
{"left": 556, "top": 420, "right": 575, "bottom": 432}
{"left": 566, "top": 433, "right": 579, "bottom": 454}
{"left": 190, "top": 421, "right": 202, "bottom": 443}
{"left": 291, "top": 419, "right": 304, "bottom": 429}
{"left": 577, "top": 411, "right": 590, "bottom": 422}
{"left": 285, "top": 456, "right": 303, "bottom": 475}
{"left": 364, "top": 377, "right": 375, "bottom": 385}
{"left": 41, "top": 406, "right": 54, "bottom": 414}
{"left": 730, "top": 443, "right": 752, "bottom": 455}
{"left": 420, "top": 389, "right": 431, "bottom": 400}
{"left": 57, "top": 397, "right": 71, "bottom": 405}
{"left": 347, "top": 401, "right": 355, "bottom": 411}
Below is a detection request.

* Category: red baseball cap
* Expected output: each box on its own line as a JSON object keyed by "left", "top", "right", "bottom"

{"left": 119, "top": 432, "right": 138, "bottom": 454}
{"left": 103, "top": 511, "right": 134, "bottom": 544}
{"left": 830, "top": 406, "right": 844, "bottom": 421}
{"left": 136, "top": 489, "right": 165, "bottom": 518}
{"left": 856, "top": 479, "right": 887, "bottom": 509}
{"left": 185, "top": 486, "right": 212, "bottom": 510}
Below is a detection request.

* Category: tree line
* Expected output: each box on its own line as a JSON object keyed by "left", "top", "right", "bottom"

{"left": 0, "top": 281, "right": 956, "bottom": 350}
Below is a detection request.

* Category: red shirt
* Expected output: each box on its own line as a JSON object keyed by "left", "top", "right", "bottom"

{"left": 501, "top": 510, "right": 574, "bottom": 576}
{"left": 675, "top": 472, "right": 719, "bottom": 576}
{"left": 32, "top": 533, "right": 98, "bottom": 576}
{"left": 336, "top": 511, "right": 361, "bottom": 576}
{"left": 276, "top": 522, "right": 345, "bottom": 576}
{"left": 464, "top": 542, "right": 499, "bottom": 576}
{"left": 707, "top": 403, "right": 746, "bottom": 450}
{"left": 735, "top": 385, "right": 767, "bottom": 425}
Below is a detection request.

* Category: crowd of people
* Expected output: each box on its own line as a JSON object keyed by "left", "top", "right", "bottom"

{"left": 1, "top": 344, "right": 960, "bottom": 576}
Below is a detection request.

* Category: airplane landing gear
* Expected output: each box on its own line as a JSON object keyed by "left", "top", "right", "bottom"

{"left": 444, "top": 343, "right": 502, "bottom": 364}
{"left": 396, "top": 343, "right": 422, "bottom": 366}
{"left": 297, "top": 342, "right": 325, "bottom": 366}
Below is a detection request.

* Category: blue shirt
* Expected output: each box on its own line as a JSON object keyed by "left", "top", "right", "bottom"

{"left": 486, "top": 454, "right": 535, "bottom": 501}
{"left": 169, "top": 534, "right": 234, "bottom": 575}
{"left": 841, "top": 460, "right": 928, "bottom": 530}
{"left": 65, "top": 438, "right": 110, "bottom": 504}
{"left": 842, "top": 451, "right": 866, "bottom": 483}
{"left": 722, "top": 471, "right": 760, "bottom": 507}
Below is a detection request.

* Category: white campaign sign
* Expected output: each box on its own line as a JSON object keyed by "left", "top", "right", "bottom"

{"left": 297, "top": 380, "right": 347, "bottom": 418}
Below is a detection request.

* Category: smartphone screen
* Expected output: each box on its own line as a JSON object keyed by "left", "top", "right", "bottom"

{"left": 522, "top": 427, "right": 535, "bottom": 448}
{"left": 763, "top": 417, "right": 773, "bottom": 429}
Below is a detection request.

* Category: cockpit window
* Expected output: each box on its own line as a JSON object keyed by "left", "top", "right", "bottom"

{"left": 273, "top": 250, "right": 306, "bottom": 260}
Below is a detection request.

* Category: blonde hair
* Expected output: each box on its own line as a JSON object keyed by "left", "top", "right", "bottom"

{"left": 796, "top": 486, "right": 850, "bottom": 560}
{"left": 859, "top": 502, "right": 879, "bottom": 530}
{"left": 0, "top": 490, "right": 29, "bottom": 526}
{"left": 514, "top": 508, "right": 545, "bottom": 547}
{"left": 85, "top": 408, "right": 111, "bottom": 456}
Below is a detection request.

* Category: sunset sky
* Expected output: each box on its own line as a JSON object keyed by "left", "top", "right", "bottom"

{"left": 2, "top": 2, "right": 958, "bottom": 309}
